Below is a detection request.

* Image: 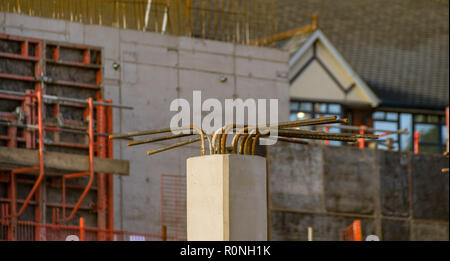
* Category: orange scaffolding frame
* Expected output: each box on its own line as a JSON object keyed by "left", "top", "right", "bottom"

{"left": 340, "top": 220, "right": 362, "bottom": 241}
{"left": 0, "top": 33, "right": 115, "bottom": 241}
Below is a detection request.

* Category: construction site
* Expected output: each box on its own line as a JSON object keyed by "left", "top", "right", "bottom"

{"left": 0, "top": 0, "right": 448, "bottom": 242}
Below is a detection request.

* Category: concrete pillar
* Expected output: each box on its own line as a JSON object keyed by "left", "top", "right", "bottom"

{"left": 186, "top": 154, "right": 267, "bottom": 241}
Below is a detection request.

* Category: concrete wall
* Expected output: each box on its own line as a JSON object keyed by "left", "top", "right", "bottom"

{"left": 0, "top": 12, "right": 290, "bottom": 234}
{"left": 267, "top": 143, "right": 449, "bottom": 241}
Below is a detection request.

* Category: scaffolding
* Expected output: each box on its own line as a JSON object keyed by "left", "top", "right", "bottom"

{"left": 0, "top": 0, "right": 279, "bottom": 45}
{"left": 0, "top": 33, "right": 130, "bottom": 240}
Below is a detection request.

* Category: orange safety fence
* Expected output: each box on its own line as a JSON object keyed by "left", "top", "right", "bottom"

{"left": 160, "top": 174, "right": 187, "bottom": 241}
{"left": 0, "top": 219, "right": 180, "bottom": 241}
{"left": 340, "top": 220, "right": 362, "bottom": 241}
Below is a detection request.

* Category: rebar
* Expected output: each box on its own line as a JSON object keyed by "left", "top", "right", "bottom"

{"left": 147, "top": 137, "right": 201, "bottom": 156}
{"left": 109, "top": 116, "right": 380, "bottom": 157}
{"left": 128, "top": 133, "right": 193, "bottom": 147}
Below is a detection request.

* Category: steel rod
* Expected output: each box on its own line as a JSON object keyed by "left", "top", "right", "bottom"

{"left": 9, "top": 87, "right": 45, "bottom": 218}
{"left": 277, "top": 137, "right": 310, "bottom": 145}
{"left": 317, "top": 124, "right": 409, "bottom": 134}
{"left": 128, "top": 133, "right": 193, "bottom": 147}
{"left": 147, "top": 137, "right": 201, "bottom": 156}
{"left": 279, "top": 128, "right": 379, "bottom": 139}
{"left": 111, "top": 126, "right": 208, "bottom": 155}
{"left": 277, "top": 129, "right": 366, "bottom": 142}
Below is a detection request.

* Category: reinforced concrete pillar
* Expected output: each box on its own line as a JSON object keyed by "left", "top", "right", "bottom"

{"left": 186, "top": 154, "right": 267, "bottom": 241}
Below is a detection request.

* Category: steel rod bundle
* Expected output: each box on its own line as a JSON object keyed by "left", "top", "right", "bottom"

{"left": 109, "top": 116, "right": 379, "bottom": 157}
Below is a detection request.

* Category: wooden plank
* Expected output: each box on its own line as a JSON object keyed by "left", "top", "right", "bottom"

{"left": 0, "top": 146, "right": 129, "bottom": 176}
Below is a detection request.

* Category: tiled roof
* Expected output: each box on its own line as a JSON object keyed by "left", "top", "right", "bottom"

{"left": 276, "top": 0, "right": 449, "bottom": 110}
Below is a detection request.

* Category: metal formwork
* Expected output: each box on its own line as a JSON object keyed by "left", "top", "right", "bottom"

{"left": 0, "top": 33, "right": 117, "bottom": 240}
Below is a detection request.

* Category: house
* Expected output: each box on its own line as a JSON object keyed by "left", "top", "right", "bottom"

{"left": 280, "top": 3, "right": 449, "bottom": 153}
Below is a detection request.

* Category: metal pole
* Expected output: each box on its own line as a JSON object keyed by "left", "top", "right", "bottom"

{"left": 79, "top": 217, "right": 85, "bottom": 241}
{"left": 57, "top": 98, "right": 95, "bottom": 223}
{"left": 414, "top": 131, "right": 420, "bottom": 154}
{"left": 307, "top": 227, "right": 313, "bottom": 241}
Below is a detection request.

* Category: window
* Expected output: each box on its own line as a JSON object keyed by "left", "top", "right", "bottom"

{"left": 372, "top": 111, "right": 447, "bottom": 154}
{"left": 290, "top": 101, "right": 343, "bottom": 120}
{"left": 290, "top": 100, "right": 343, "bottom": 146}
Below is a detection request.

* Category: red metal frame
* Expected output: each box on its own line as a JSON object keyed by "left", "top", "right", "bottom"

{"left": 55, "top": 98, "right": 95, "bottom": 224}
{"left": 0, "top": 34, "right": 114, "bottom": 241}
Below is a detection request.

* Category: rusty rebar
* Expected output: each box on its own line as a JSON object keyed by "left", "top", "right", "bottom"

{"left": 147, "top": 137, "right": 201, "bottom": 156}
{"left": 277, "top": 137, "right": 310, "bottom": 145}
{"left": 278, "top": 128, "right": 379, "bottom": 140}
{"left": 110, "top": 126, "right": 209, "bottom": 155}
{"left": 116, "top": 116, "right": 378, "bottom": 157}
{"left": 128, "top": 133, "right": 193, "bottom": 147}
{"left": 277, "top": 129, "right": 373, "bottom": 142}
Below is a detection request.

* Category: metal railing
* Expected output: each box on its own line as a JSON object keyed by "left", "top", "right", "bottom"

{"left": 0, "top": 218, "right": 177, "bottom": 241}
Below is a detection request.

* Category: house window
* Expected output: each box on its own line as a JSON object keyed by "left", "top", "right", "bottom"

{"left": 290, "top": 100, "right": 343, "bottom": 146}
{"left": 373, "top": 111, "right": 447, "bottom": 153}
{"left": 290, "top": 101, "right": 343, "bottom": 121}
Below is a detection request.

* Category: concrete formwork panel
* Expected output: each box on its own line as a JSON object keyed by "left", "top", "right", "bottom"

{"left": 186, "top": 155, "right": 267, "bottom": 241}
